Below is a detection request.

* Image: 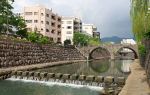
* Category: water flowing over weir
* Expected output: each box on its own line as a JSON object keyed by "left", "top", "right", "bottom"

{"left": 0, "top": 60, "right": 133, "bottom": 95}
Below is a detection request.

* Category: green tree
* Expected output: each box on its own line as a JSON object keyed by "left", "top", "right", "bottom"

{"left": 64, "top": 39, "right": 71, "bottom": 46}
{"left": 73, "top": 32, "right": 89, "bottom": 46}
{"left": 0, "top": 0, "right": 27, "bottom": 37}
{"left": 27, "top": 32, "right": 50, "bottom": 44}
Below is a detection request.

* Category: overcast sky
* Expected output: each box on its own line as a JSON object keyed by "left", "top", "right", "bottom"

{"left": 13, "top": 0, "right": 134, "bottom": 38}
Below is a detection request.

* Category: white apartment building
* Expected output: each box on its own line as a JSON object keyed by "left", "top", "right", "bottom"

{"left": 22, "top": 5, "right": 61, "bottom": 43}
{"left": 121, "top": 39, "right": 136, "bottom": 45}
{"left": 82, "top": 24, "right": 97, "bottom": 37}
{"left": 61, "top": 17, "right": 82, "bottom": 44}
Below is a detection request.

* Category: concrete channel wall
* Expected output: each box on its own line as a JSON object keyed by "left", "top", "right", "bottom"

{"left": 0, "top": 71, "right": 125, "bottom": 87}
{"left": 0, "top": 39, "right": 85, "bottom": 68}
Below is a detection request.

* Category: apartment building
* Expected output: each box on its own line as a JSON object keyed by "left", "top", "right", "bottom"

{"left": 61, "top": 17, "right": 82, "bottom": 44}
{"left": 22, "top": 5, "right": 61, "bottom": 43}
{"left": 82, "top": 24, "right": 97, "bottom": 37}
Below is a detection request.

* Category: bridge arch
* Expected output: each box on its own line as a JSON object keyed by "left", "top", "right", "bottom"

{"left": 89, "top": 46, "right": 111, "bottom": 60}
{"left": 115, "top": 46, "right": 138, "bottom": 59}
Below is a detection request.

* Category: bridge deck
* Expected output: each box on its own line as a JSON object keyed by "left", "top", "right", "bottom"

{"left": 119, "top": 59, "right": 150, "bottom": 95}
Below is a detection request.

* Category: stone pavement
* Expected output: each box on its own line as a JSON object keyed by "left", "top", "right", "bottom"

{"left": 0, "top": 60, "right": 86, "bottom": 73}
{"left": 119, "top": 59, "right": 150, "bottom": 95}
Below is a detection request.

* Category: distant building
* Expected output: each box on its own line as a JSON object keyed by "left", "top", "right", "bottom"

{"left": 61, "top": 17, "right": 82, "bottom": 44}
{"left": 22, "top": 5, "right": 61, "bottom": 43}
{"left": 121, "top": 39, "right": 136, "bottom": 45}
{"left": 93, "top": 32, "right": 101, "bottom": 40}
{"left": 82, "top": 24, "right": 97, "bottom": 37}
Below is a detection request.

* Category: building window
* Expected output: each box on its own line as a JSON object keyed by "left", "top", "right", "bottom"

{"left": 57, "top": 38, "right": 61, "bottom": 42}
{"left": 58, "top": 18, "right": 61, "bottom": 22}
{"left": 67, "top": 26, "right": 72, "bottom": 29}
{"left": 34, "top": 12, "right": 38, "bottom": 15}
{"left": 57, "top": 31, "right": 61, "bottom": 35}
{"left": 26, "top": 20, "right": 32, "bottom": 23}
{"left": 46, "top": 14, "right": 49, "bottom": 17}
{"left": 67, "top": 21, "right": 72, "bottom": 24}
{"left": 51, "top": 23, "right": 55, "bottom": 26}
{"left": 25, "top": 12, "right": 32, "bottom": 15}
{"left": 34, "top": 20, "right": 38, "bottom": 23}
{"left": 41, "top": 21, "right": 44, "bottom": 24}
{"left": 58, "top": 25, "right": 61, "bottom": 28}
{"left": 41, "top": 28, "right": 43, "bottom": 31}
{"left": 66, "top": 31, "right": 72, "bottom": 34}
{"left": 46, "top": 21, "right": 49, "bottom": 25}
{"left": 51, "top": 30, "right": 55, "bottom": 34}
{"left": 51, "top": 15, "right": 56, "bottom": 20}
{"left": 41, "top": 13, "right": 44, "bottom": 16}
{"left": 46, "top": 29, "right": 49, "bottom": 32}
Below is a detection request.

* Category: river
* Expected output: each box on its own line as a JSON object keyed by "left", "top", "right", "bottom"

{"left": 0, "top": 59, "right": 133, "bottom": 95}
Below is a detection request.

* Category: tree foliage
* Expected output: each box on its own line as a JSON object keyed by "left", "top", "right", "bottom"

{"left": 0, "top": 0, "right": 27, "bottom": 36}
{"left": 27, "top": 32, "right": 50, "bottom": 44}
{"left": 73, "top": 32, "right": 100, "bottom": 46}
{"left": 131, "top": 0, "right": 149, "bottom": 42}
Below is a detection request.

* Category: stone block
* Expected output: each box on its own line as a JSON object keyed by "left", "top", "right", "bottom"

{"left": 34, "top": 72, "right": 40, "bottom": 77}
{"left": 55, "top": 73, "right": 62, "bottom": 79}
{"left": 86, "top": 75, "right": 95, "bottom": 81}
{"left": 95, "top": 76, "right": 104, "bottom": 83}
{"left": 62, "top": 74, "right": 70, "bottom": 80}
{"left": 28, "top": 72, "right": 34, "bottom": 76}
{"left": 17, "top": 71, "right": 23, "bottom": 76}
{"left": 22, "top": 71, "right": 29, "bottom": 76}
{"left": 79, "top": 75, "right": 86, "bottom": 81}
{"left": 70, "top": 74, "right": 79, "bottom": 80}
{"left": 117, "top": 77, "right": 125, "bottom": 85}
{"left": 40, "top": 72, "right": 48, "bottom": 78}
{"left": 104, "top": 76, "right": 114, "bottom": 83}
{"left": 47, "top": 73, "right": 55, "bottom": 78}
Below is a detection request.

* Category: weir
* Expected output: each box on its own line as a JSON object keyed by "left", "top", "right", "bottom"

{"left": 0, "top": 71, "right": 125, "bottom": 88}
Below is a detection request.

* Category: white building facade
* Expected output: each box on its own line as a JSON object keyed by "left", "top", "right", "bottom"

{"left": 61, "top": 17, "right": 82, "bottom": 44}
{"left": 82, "top": 24, "right": 97, "bottom": 37}
{"left": 22, "top": 5, "right": 62, "bottom": 43}
{"left": 121, "top": 39, "right": 136, "bottom": 45}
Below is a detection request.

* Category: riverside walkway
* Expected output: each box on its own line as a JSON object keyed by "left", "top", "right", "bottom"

{"left": 119, "top": 59, "right": 150, "bottom": 95}
{"left": 0, "top": 60, "right": 86, "bottom": 73}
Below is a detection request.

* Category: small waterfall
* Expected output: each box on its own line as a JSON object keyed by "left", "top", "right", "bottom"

{"left": 7, "top": 77, "right": 104, "bottom": 92}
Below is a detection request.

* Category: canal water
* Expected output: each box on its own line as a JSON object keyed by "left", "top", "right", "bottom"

{"left": 0, "top": 59, "right": 133, "bottom": 95}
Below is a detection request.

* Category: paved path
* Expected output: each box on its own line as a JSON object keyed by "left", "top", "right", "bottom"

{"left": 0, "top": 60, "right": 86, "bottom": 74}
{"left": 119, "top": 59, "right": 150, "bottom": 95}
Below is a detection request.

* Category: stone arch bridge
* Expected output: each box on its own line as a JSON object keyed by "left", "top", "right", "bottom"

{"left": 76, "top": 44, "right": 138, "bottom": 60}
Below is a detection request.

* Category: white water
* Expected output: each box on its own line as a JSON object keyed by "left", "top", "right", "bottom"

{"left": 7, "top": 78, "right": 104, "bottom": 92}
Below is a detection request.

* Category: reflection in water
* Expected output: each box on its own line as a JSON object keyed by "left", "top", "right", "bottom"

{"left": 120, "top": 60, "right": 132, "bottom": 73}
{"left": 0, "top": 59, "right": 134, "bottom": 95}
{"left": 35, "top": 59, "right": 134, "bottom": 77}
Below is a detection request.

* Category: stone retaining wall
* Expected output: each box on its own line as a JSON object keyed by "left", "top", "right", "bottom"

{"left": 0, "top": 39, "right": 85, "bottom": 68}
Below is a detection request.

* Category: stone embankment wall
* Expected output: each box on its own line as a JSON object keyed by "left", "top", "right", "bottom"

{"left": 0, "top": 39, "right": 85, "bottom": 68}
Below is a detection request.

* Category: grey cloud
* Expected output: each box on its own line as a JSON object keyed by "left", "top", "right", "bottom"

{"left": 13, "top": 0, "right": 133, "bottom": 38}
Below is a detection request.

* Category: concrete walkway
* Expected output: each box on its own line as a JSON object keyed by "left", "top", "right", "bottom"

{"left": 0, "top": 60, "right": 86, "bottom": 73}
{"left": 119, "top": 59, "right": 150, "bottom": 95}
